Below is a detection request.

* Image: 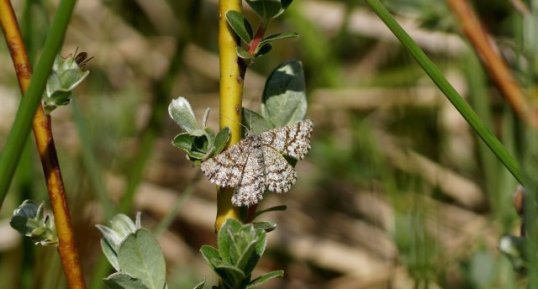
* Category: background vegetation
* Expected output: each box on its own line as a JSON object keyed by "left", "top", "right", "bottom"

{"left": 0, "top": 0, "right": 532, "bottom": 288}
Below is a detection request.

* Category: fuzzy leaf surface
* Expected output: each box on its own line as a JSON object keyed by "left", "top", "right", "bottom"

{"left": 168, "top": 97, "right": 201, "bottom": 132}
{"left": 104, "top": 272, "right": 148, "bottom": 289}
{"left": 247, "top": 270, "right": 284, "bottom": 288}
{"left": 226, "top": 11, "right": 252, "bottom": 44}
{"left": 118, "top": 229, "right": 166, "bottom": 289}
{"left": 261, "top": 60, "right": 307, "bottom": 127}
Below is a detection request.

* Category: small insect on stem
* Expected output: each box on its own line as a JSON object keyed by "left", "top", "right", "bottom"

{"left": 73, "top": 47, "right": 93, "bottom": 69}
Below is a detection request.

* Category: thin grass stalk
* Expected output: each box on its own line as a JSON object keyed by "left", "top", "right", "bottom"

{"left": 71, "top": 99, "right": 114, "bottom": 219}
{"left": 0, "top": 1, "right": 86, "bottom": 289}
{"left": 446, "top": 0, "right": 534, "bottom": 127}
{"left": 90, "top": 4, "right": 200, "bottom": 288}
{"left": 154, "top": 176, "right": 198, "bottom": 236}
{"left": 117, "top": 1, "right": 201, "bottom": 215}
{"left": 215, "top": 0, "right": 244, "bottom": 231}
{"left": 364, "top": 0, "right": 525, "bottom": 186}
{"left": 464, "top": 51, "right": 500, "bottom": 210}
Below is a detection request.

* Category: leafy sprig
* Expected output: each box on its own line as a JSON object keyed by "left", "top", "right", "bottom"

{"left": 10, "top": 200, "right": 58, "bottom": 246}
{"left": 96, "top": 213, "right": 168, "bottom": 289}
{"left": 198, "top": 219, "right": 283, "bottom": 289}
{"left": 226, "top": 0, "right": 298, "bottom": 60}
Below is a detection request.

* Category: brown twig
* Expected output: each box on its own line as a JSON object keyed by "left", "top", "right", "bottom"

{"left": 447, "top": 0, "right": 534, "bottom": 127}
{"left": 0, "top": 1, "right": 86, "bottom": 289}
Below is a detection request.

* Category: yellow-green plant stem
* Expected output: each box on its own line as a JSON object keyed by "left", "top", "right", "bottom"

{"left": 0, "top": 1, "right": 86, "bottom": 289}
{"left": 216, "top": 0, "right": 245, "bottom": 231}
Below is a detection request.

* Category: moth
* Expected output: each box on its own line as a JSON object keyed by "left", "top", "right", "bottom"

{"left": 201, "top": 119, "right": 313, "bottom": 206}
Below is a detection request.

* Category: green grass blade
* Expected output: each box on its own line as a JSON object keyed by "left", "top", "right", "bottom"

{"left": 0, "top": 0, "right": 77, "bottom": 208}
{"left": 364, "top": 0, "right": 524, "bottom": 185}
{"left": 71, "top": 99, "right": 115, "bottom": 219}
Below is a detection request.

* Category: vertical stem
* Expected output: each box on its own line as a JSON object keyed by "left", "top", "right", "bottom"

{"left": 216, "top": 0, "right": 246, "bottom": 231}
{"left": 446, "top": 0, "right": 533, "bottom": 127}
{"left": 0, "top": 1, "right": 86, "bottom": 289}
{"left": 364, "top": 0, "right": 525, "bottom": 186}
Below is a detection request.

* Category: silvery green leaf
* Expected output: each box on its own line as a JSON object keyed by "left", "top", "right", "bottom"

{"left": 237, "top": 47, "right": 253, "bottom": 60}
{"left": 168, "top": 97, "right": 201, "bottom": 132}
{"left": 261, "top": 60, "right": 307, "bottom": 127}
{"left": 258, "top": 32, "right": 299, "bottom": 48}
{"left": 253, "top": 221, "right": 278, "bottom": 233}
{"left": 109, "top": 214, "right": 138, "bottom": 237}
{"left": 172, "top": 133, "right": 196, "bottom": 152}
{"left": 96, "top": 224, "right": 124, "bottom": 249}
{"left": 36, "top": 203, "right": 45, "bottom": 220}
{"left": 217, "top": 219, "right": 243, "bottom": 264}
{"left": 10, "top": 200, "right": 39, "bottom": 234}
{"left": 44, "top": 54, "right": 90, "bottom": 113}
{"left": 118, "top": 229, "right": 166, "bottom": 289}
{"left": 246, "top": 270, "right": 284, "bottom": 288}
{"left": 235, "top": 237, "right": 261, "bottom": 275}
{"left": 135, "top": 212, "right": 142, "bottom": 229}
{"left": 213, "top": 127, "right": 231, "bottom": 155}
{"left": 499, "top": 235, "right": 526, "bottom": 271}
{"left": 101, "top": 239, "right": 120, "bottom": 271}
{"left": 200, "top": 245, "right": 221, "bottom": 269}
{"left": 241, "top": 108, "right": 273, "bottom": 135}
{"left": 215, "top": 264, "right": 246, "bottom": 289}
{"left": 104, "top": 272, "right": 149, "bottom": 289}
{"left": 13, "top": 200, "right": 39, "bottom": 217}
{"left": 190, "top": 129, "right": 209, "bottom": 138}
{"left": 226, "top": 11, "right": 253, "bottom": 44}
{"left": 10, "top": 200, "right": 58, "bottom": 246}
{"left": 245, "top": 0, "right": 284, "bottom": 19}
{"left": 193, "top": 281, "right": 205, "bottom": 289}
{"left": 31, "top": 227, "right": 46, "bottom": 237}
{"left": 59, "top": 69, "right": 89, "bottom": 91}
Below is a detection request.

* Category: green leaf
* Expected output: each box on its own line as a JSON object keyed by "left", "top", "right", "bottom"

{"left": 10, "top": 200, "right": 57, "bottom": 246}
{"left": 214, "top": 264, "right": 246, "bottom": 289}
{"left": 213, "top": 127, "right": 231, "bottom": 155}
{"left": 96, "top": 213, "right": 139, "bottom": 251}
{"left": 109, "top": 214, "right": 138, "bottom": 236}
{"left": 254, "top": 44, "right": 272, "bottom": 58}
{"left": 10, "top": 200, "right": 39, "bottom": 234}
{"left": 226, "top": 11, "right": 253, "bottom": 44}
{"left": 118, "top": 229, "right": 166, "bottom": 289}
{"left": 235, "top": 238, "right": 262, "bottom": 275}
{"left": 168, "top": 97, "right": 201, "bottom": 132}
{"left": 172, "top": 133, "right": 213, "bottom": 161}
{"left": 218, "top": 219, "right": 243, "bottom": 264}
{"left": 241, "top": 228, "right": 267, "bottom": 275}
{"left": 241, "top": 108, "right": 273, "bottom": 135}
{"left": 281, "top": 0, "right": 293, "bottom": 10}
{"left": 104, "top": 272, "right": 149, "bottom": 289}
{"left": 252, "top": 221, "right": 277, "bottom": 233}
{"left": 247, "top": 270, "right": 284, "bottom": 288}
{"left": 261, "top": 60, "right": 307, "bottom": 127}
{"left": 258, "top": 32, "right": 299, "bottom": 48}
{"left": 100, "top": 239, "right": 120, "bottom": 271}
{"left": 193, "top": 281, "right": 205, "bottom": 289}
{"left": 237, "top": 47, "right": 253, "bottom": 60}
{"left": 200, "top": 245, "right": 221, "bottom": 269}
{"left": 245, "top": 0, "right": 284, "bottom": 19}
{"left": 172, "top": 133, "right": 196, "bottom": 151}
